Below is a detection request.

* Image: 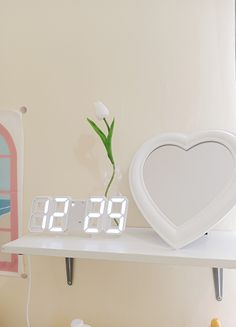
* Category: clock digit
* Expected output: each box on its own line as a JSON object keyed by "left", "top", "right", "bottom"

{"left": 48, "top": 197, "right": 71, "bottom": 232}
{"left": 28, "top": 197, "right": 51, "bottom": 232}
{"left": 104, "top": 197, "right": 128, "bottom": 234}
{"left": 83, "top": 197, "right": 105, "bottom": 233}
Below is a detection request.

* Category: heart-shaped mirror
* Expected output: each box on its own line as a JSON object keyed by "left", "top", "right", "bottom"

{"left": 129, "top": 131, "right": 236, "bottom": 249}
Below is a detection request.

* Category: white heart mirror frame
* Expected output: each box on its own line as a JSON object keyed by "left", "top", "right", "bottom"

{"left": 129, "top": 130, "right": 236, "bottom": 249}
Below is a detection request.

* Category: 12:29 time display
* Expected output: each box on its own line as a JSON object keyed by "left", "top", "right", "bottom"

{"left": 29, "top": 196, "right": 128, "bottom": 235}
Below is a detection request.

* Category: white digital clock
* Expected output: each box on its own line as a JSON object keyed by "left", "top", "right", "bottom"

{"left": 28, "top": 196, "right": 128, "bottom": 235}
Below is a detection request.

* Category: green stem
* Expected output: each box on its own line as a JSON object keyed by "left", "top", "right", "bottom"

{"left": 105, "top": 163, "right": 119, "bottom": 226}
{"left": 103, "top": 118, "right": 110, "bottom": 132}
{"left": 105, "top": 163, "right": 116, "bottom": 198}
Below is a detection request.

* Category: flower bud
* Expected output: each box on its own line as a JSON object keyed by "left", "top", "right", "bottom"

{"left": 94, "top": 101, "right": 109, "bottom": 120}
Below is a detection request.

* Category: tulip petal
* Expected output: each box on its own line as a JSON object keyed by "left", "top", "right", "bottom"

{"left": 94, "top": 101, "right": 109, "bottom": 120}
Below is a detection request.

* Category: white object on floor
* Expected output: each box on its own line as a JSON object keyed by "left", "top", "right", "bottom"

{"left": 70, "top": 319, "right": 92, "bottom": 327}
{"left": 71, "top": 319, "right": 84, "bottom": 327}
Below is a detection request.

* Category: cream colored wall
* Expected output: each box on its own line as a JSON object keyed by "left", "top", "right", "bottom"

{"left": 0, "top": 0, "right": 236, "bottom": 326}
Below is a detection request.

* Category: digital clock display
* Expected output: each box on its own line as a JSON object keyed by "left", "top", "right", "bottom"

{"left": 83, "top": 197, "right": 105, "bottom": 234}
{"left": 28, "top": 196, "right": 128, "bottom": 235}
{"left": 104, "top": 197, "right": 128, "bottom": 234}
{"left": 48, "top": 197, "right": 71, "bottom": 232}
{"left": 29, "top": 197, "right": 51, "bottom": 232}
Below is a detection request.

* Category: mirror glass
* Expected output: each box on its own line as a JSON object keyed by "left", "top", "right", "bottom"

{"left": 143, "top": 142, "right": 234, "bottom": 227}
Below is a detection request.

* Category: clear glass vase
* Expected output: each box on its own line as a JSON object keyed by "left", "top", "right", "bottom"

{"left": 103, "top": 165, "right": 123, "bottom": 198}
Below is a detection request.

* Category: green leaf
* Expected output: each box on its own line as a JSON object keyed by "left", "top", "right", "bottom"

{"left": 87, "top": 118, "right": 107, "bottom": 148}
{"left": 106, "top": 118, "right": 115, "bottom": 164}
{"left": 87, "top": 117, "right": 115, "bottom": 167}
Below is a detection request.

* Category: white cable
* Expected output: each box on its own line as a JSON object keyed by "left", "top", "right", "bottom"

{"left": 26, "top": 256, "right": 32, "bottom": 327}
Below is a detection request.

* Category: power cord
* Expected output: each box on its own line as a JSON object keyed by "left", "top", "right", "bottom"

{"left": 26, "top": 256, "right": 32, "bottom": 327}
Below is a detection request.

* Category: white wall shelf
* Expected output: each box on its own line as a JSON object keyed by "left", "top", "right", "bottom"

{"left": 2, "top": 227, "right": 236, "bottom": 300}
{"left": 2, "top": 227, "right": 236, "bottom": 268}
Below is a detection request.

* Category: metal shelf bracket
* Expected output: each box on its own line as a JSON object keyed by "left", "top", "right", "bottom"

{"left": 212, "top": 267, "right": 223, "bottom": 301}
{"left": 65, "top": 257, "right": 74, "bottom": 286}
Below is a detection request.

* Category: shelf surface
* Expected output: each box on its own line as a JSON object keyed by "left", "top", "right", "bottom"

{"left": 2, "top": 228, "right": 236, "bottom": 268}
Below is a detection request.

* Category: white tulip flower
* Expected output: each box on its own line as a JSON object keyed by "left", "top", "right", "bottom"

{"left": 87, "top": 101, "right": 115, "bottom": 198}
{"left": 94, "top": 101, "right": 109, "bottom": 120}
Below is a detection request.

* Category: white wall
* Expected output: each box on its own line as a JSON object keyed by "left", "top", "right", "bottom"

{"left": 0, "top": 0, "right": 236, "bottom": 326}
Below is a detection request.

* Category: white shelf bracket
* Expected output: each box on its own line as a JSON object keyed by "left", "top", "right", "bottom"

{"left": 212, "top": 267, "right": 223, "bottom": 301}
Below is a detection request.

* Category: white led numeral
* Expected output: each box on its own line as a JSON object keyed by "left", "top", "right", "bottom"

{"left": 83, "top": 197, "right": 105, "bottom": 234}
{"left": 104, "top": 197, "right": 128, "bottom": 234}
{"left": 28, "top": 196, "right": 128, "bottom": 235}
{"left": 29, "top": 197, "right": 51, "bottom": 232}
{"left": 48, "top": 197, "right": 70, "bottom": 232}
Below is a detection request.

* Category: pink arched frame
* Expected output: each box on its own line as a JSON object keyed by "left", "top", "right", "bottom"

{"left": 0, "top": 123, "right": 18, "bottom": 272}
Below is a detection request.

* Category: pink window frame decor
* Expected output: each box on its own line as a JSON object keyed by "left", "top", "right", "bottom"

{"left": 0, "top": 123, "right": 18, "bottom": 272}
